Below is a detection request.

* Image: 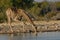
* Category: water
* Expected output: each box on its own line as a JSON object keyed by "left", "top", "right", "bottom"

{"left": 0, "top": 32, "right": 60, "bottom": 40}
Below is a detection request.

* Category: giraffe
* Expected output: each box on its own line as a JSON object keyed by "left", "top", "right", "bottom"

{"left": 6, "top": 8, "right": 18, "bottom": 32}
{"left": 6, "top": 8, "right": 36, "bottom": 32}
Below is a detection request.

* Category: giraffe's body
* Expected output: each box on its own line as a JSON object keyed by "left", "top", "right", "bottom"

{"left": 6, "top": 8, "right": 36, "bottom": 32}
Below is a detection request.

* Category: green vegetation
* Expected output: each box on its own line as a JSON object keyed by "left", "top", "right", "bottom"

{"left": 0, "top": 0, "right": 60, "bottom": 22}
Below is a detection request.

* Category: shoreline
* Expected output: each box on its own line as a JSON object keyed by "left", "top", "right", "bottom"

{"left": 0, "top": 21, "right": 60, "bottom": 33}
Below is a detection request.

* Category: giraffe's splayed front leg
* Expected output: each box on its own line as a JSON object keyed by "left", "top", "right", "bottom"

{"left": 8, "top": 24, "right": 13, "bottom": 33}
{"left": 21, "top": 22, "right": 25, "bottom": 32}
{"left": 32, "top": 25, "right": 37, "bottom": 33}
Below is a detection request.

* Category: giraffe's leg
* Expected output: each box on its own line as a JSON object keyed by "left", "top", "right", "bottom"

{"left": 13, "top": 16, "right": 25, "bottom": 32}
{"left": 7, "top": 17, "right": 13, "bottom": 32}
{"left": 22, "top": 22, "right": 25, "bottom": 32}
{"left": 32, "top": 25, "right": 37, "bottom": 33}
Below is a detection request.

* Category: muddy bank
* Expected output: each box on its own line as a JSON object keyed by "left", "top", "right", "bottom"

{"left": 0, "top": 21, "right": 60, "bottom": 33}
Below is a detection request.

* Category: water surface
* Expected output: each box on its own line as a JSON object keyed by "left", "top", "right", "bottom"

{"left": 0, "top": 32, "right": 60, "bottom": 40}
